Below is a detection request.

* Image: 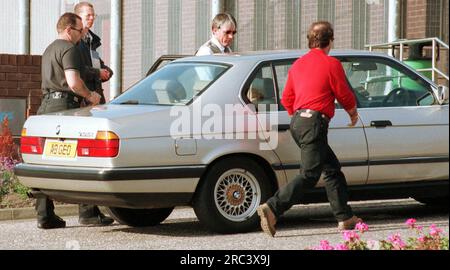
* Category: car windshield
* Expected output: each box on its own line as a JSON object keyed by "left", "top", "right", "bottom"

{"left": 112, "top": 62, "right": 229, "bottom": 106}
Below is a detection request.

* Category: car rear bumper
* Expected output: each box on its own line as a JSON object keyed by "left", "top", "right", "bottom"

{"left": 15, "top": 163, "right": 206, "bottom": 208}
{"left": 31, "top": 189, "right": 193, "bottom": 209}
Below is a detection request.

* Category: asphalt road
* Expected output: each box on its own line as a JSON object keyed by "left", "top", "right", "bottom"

{"left": 0, "top": 198, "right": 448, "bottom": 250}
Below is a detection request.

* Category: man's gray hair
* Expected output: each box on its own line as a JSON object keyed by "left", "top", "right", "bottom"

{"left": 74, "top": 1, "right": 94, "bottom": 15}
{"left": 211, "top": 13, "right": 237, "bottom": 31}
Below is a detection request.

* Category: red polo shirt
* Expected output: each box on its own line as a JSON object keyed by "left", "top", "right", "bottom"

{"left": 281, "top": 49, "right": 356, "bottom": 119}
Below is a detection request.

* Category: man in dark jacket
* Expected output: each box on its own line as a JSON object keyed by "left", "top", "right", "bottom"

{"left": 75, "top": 2, "right": 113, "bottom": 105}
{"left": 71, "top": 2, "right": 115, "bottom": 227}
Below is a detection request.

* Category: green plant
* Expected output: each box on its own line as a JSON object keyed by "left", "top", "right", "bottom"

{"left": 13, "top": 181, "right": 30, "bottom": 199}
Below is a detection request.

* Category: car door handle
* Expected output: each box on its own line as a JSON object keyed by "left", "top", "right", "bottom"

{"left": 275, "top": 124, "right": 291, "bottom": 131}
{"left": 370, "top": 120, "right": 392, "bottom": 128}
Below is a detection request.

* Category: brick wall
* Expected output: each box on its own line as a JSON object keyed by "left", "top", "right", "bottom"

{"left": 236, "top": 0, "right": 255, "bottom": 51}
{"left": 368, "top": 1, "right": 386, "bottom": 45}
{"left": 119, "top": 0, "right": 446, "bottom": 91}
{"left": 406, "top": 0, "right": 427, "bottom": 39}
{"left": 154, "top": 0, "right": 169, "bottom": 62}
{"left": 0, "top": 54, "right": 42, "bottom": 117}
{"left": 334, "top": 0, "right": 352, "bottom": 49}
{"left": 122, "top": 0, "right": 143, "bottom": 90}
{"left": 301, "top": 0, "right": 318, "bottom": 49}
{"left": 181, "top": 0, "right": 197, "bottom": 55}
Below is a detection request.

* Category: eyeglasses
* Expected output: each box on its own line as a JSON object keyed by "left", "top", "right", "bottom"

{"left": 220, "top": 28, "right": 237, "bottom": 35}
{"left": 70, "top": 27, "right": 83, "bottom": 33}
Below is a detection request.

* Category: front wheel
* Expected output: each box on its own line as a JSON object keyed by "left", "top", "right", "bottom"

{"left": 193, "top": 157, "right": 272, "bottom": 234}
{"left": 106, "top": 207, "right": 174, "bottom": 227}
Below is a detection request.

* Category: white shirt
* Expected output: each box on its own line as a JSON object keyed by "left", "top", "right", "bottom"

{"left": 196, "top": 36, "right": 232, "bottom": 56}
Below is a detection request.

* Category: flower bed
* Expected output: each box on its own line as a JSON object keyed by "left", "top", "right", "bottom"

{"left": 311, "top": 218, "right": 449, "bottom": 250}
{"left": 1, "top": 116, "right": 31, "bottom": 208}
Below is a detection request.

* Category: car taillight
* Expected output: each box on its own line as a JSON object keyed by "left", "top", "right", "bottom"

{"left": 77, "top": 131, "right": 120, "bottom": 157}
{"left": 20, "top": 129, "right": 45, "bottom": 155}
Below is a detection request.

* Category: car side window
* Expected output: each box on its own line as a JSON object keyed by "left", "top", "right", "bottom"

{"left": 340, "top": 57, "right": 431, "bottom": 108}
{"left": 273, "top": 60, "right": 295, "bottom": 111}
{"left": 113, "top": 63, "right": 228, "bottom": 106}
{"left": 245, "top": 65, "right": 277, "bottom": 111}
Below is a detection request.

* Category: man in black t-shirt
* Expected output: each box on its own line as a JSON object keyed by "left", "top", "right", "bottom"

{"left": 39, "top": 13, "right": 100, "bottom": 113}
{"left": 36, "top": 13, "right": 112, "bottom": 230}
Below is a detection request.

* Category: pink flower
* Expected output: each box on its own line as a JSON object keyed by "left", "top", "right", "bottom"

{"left": 388, "top": 233, "right": 406, "bottom": 250}
{"left": 405, "top": 218, "right": 417, "bottom": 228}
{"left": 313, "top": 240, "right": 334, "bottom": 250}
{"left": 343, "top": 230, "right": 360, "bottom": 242}
{"left": 310, "top": 218, "right": 449, "bottom": 250}
{"left": 334, "top": 244, "right": 349, "bottom": 250}
{"left": 429, "top": 224, "right": 443, "bottom": 237}
{"left": 355, "top": 222, "right": 369, "bottom": 233}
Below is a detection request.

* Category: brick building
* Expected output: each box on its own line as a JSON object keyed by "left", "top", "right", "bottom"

{"left": 1, "top": 0, "right": 448, "bottom": 136}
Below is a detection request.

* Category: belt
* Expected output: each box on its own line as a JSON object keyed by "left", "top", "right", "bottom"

{"left": 43, "top": 90, "right": 80, "bottom": 103}
{"left": 296, "top": 109, "right": 330, "bottom": 122}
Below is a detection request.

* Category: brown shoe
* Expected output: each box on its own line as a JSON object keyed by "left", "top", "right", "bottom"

{"left": 338, "top": 215, "right": 363, "bottom": 231}
{"left": 257, "top": 203, "right": 277, "bottom": 237}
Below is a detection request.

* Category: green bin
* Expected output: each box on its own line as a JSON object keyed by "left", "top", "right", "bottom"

{"left": 401, "top": 43, "right": 433, "bottom": 90}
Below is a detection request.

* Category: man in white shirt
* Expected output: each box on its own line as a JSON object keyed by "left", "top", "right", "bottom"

{"left": 196, "top": 13, "right": 237, "bottom": 56}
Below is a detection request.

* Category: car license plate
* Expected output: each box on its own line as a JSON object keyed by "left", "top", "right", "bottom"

{"left": 44, "top": 140, "right": 77, "bottom": 158}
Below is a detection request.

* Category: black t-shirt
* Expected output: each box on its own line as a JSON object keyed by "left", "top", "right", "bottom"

{"left": 41, "top": 39, "right": 83, "bottom": 93}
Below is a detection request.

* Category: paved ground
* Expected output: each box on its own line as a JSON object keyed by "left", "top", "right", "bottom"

{"left": 0, "top": 199, "right": 448, "bottom": 250}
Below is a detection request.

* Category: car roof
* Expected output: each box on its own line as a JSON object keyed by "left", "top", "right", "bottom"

{"left": 172, "top": 49, "right": 391, "bottom": 65}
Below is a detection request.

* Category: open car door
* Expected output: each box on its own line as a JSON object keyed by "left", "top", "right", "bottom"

{"left": 146, "top": 55, "right": 191, "bottom": 76}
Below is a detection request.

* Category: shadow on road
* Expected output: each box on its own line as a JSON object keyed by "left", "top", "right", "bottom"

{"left": 275, "top": 199, "right": 448, "bottom": 237}
{"left": 103, "top": 199, "right": 448, "bottom": 237}
{"left": 105, "top": 218, "right": 217, "bottom": 237}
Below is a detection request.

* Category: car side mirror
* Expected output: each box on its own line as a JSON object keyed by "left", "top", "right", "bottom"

{"left": 437, "top": 85, "right": 449, "bottom": 105}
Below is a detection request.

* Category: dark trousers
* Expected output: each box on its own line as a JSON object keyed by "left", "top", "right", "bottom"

{"left": 35, "top": 93, "right": 101, "bottom": 222}
{"left": 35, "top": 198, "right": 101, "bottom": 223}
{"left": 267, "top": 110, "right": 354, "bottom": 222}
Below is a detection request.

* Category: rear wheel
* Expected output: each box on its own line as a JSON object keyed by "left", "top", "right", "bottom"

{"left": 193, "top": 157, "right": 272, "bottom": 234}
{"left": 106, "top": 207, "right": 174, "bottom": 227}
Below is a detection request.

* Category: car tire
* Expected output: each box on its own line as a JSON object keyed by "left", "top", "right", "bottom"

{"left": 105, "top": 207, "right": 174, "bottom": 227}
{"left": 193, "top": 157, "right": 272, "bottom": 234}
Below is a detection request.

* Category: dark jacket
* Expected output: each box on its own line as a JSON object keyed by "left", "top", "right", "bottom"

{"left": 77, "top": 30, "right": 113, "bottom": 104}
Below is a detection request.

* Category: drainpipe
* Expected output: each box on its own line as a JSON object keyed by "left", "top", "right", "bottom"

{"left": 110, "top": 0, "right": 122, "bottom": 99}
{"left": 19, "top": 0, "right": 30, "bottom": 54}
{"left": 439, "top": 0, "right": 445, "bottom": 40}
{"left": 388, "top": 0, "right": 401, "bottom": 57}
{"left": 211, "top": 0, "right": 225, "bottom": 19}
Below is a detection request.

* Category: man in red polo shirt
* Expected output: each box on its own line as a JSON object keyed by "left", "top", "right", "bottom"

{"left": 257, "top": 21, "right": 362, "bottom": 237}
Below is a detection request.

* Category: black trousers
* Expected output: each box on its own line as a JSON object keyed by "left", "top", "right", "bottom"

{"left": 35, "top": 199, "right": 101, "bottom": 223}
{"left": 267, "top": 110, "right": 354, "bottom": 222}
{"left": 35, "top": 93, "right": 101, "bottom": 222}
